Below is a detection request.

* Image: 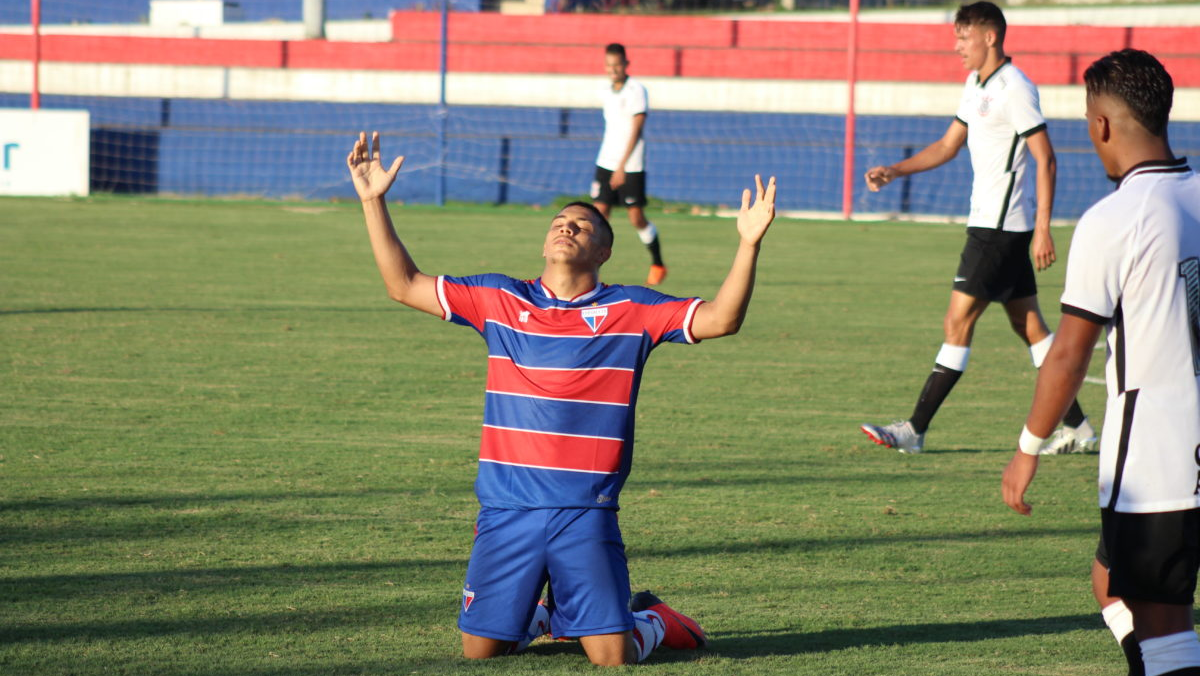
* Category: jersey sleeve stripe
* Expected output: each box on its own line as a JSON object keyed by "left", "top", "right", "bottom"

{"left": 1061, "top": 303, "right": 1110, "bottom": 325}
{"left": 480, "top": 425, "right": 624, "bottom": 474}
{"left": 682, "top": 298, "right": 703, "bottom": 344}
{"left": 1018, "top": 122, "right": 1048, "bottom": 138}
{"left": 436, "top": 275, "right": 452, "bottom": 321}
{"left": 954, "top": 116, "right": 968, "bottom": 128}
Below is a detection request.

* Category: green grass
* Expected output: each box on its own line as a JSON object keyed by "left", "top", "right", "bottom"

{"left": 1, "top": 194, "right": 1116, "bottom": 675}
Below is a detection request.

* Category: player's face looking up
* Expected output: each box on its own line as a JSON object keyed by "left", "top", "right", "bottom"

{"left": 604, "top": 53, "right": 628, "bottom": 86}
{"left": 953, "top": 23, "right": 992, "bottom": 72}
{"left": 543, "top": 205, "right": 613, "bottom": 268}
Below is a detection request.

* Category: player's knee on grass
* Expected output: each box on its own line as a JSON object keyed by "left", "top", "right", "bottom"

{"left": 461, "top": 633, "right": 511, "bottom": 659}
{"left": 580, "top": 632, "right": 636, "bottom": 666}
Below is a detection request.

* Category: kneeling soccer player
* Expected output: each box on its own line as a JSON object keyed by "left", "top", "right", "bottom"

{"left": 346, "top": 131, "right": 777, "bottom": 665}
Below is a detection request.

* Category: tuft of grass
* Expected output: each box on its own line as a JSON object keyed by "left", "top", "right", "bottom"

{"left": 1, "top": 194, "right": 1112, "bottom": 675}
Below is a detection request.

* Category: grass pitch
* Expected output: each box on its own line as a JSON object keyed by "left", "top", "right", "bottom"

{"left": 2, "top": 195, "right": 1114, "bottom": 675}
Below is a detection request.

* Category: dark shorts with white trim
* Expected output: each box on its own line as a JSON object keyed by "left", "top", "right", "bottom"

{"left": 952, "top": 227, "right": 1037, "bottom": 302}
{"left": 1096, "top": 507, "right": 1200, "bottom": 605}
{"left": 591, "top": 166, "right": 647, "bottom": 208}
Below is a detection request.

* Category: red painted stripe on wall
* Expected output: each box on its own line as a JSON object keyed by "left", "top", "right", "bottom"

{"left": 390, "top": 11, "right": 735, "bottom": 48}
{"left": 38, "top": 34, "right": 284, "bottom": 67}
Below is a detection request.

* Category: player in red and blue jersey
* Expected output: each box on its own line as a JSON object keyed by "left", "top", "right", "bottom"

{"left": 347, "top": 131, "right": 777, "bottom": 666}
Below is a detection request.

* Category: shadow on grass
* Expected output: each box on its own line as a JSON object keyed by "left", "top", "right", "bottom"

{"left": 0, "top": 306, "right": 388, "bottom": 316}
{"left": 0, "top": 601, "right": 446, "bottom": 645}
{"left": 709, "top": 613, "right": 1101, "bottom": 658}
{"left": 0, "top": 559, "right": 464, "bottom": 605}
{"left": 631, "top": 525, "right": 1096, "bottom": 560}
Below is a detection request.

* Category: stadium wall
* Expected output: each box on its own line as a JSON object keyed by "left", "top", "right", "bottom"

{"left": 1, "top": 13, "right": 1199, "bottom": 217}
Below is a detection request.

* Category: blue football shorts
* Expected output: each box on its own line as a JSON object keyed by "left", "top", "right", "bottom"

{"left": 458, "top": 507, "right": 634, "bottom": 641}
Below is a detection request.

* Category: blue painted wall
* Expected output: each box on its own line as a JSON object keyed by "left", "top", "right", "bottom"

{"left": 0, "top": 0, "right": 478, "bottom": 25}
{"left": 2, "top": 92, "right": 1197, "bottom": 218}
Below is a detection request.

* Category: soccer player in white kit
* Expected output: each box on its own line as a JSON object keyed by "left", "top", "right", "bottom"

{"left": 859, "top": 1, "right": 1095, "bottom": 455}
{"left": 1003, "top": 49, "right": 1200, "bottom": 676}
{"left": 591, "top": 43, "right": 667, "bottom": 286}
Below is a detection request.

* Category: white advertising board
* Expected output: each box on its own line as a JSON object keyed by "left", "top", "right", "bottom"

{"left": 0, "top": 109, "right": 90, "bottom": 197}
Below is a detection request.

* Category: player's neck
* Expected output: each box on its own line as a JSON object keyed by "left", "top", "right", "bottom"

{"left": 1112, "top": 139, "right": 1176, "bottom": 181}
{"left": 977, "top": 50, "right": 1007, "bottom": 83}
{"left": 611, "top": 77, "right": 627, "bottom": 92}
{"left": 540, "top": 265, "right": 601, "bottom": 301}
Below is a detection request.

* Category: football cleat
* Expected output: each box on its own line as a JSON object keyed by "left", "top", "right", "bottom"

{"left": 629, "top": 590, "right": 706, "bottom": 650}
{"left": 1041, "top": 424, "right": 1099, "bottom": 455}
{"left": 861, "top": 420, "right": 925, "bottom": 454}
{"left": 646, "top": 264, "right": 668, "bottom": 286}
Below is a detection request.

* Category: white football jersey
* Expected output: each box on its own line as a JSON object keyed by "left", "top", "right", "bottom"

{"left": 955, "top": 59, "right": 1047, "bottom": 232}
{"left": 1060, "top": 158, "right": 1200, "bottom": 513}
{"left": 596, "top": 77, "right": 648, "bottom": 173}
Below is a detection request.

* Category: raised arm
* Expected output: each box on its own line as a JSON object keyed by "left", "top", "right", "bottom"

{"left": 1001, "top": 313, "right": 1102, "bottom": 515}
{"left": 346, "top": 131, "right": 441, "bottom": 317}
{"left": 864, "top": 119, "right": 968, "bottom": 192}
{"left": 690, "top": 175, "right": 776, "bottom": 340}
{"left": 1026, "top": 129, "right": 1058, "bottom": 271}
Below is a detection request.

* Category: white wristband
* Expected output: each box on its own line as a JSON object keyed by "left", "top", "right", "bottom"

{"left": 1018, "top": 425, "right": 1046, "bottom": 456}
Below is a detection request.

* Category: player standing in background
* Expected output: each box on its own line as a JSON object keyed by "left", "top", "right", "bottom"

{"left": 592, "top": 43, "right": 667, "bottom": 286}
{"left": 347, "top": 131, "right": 777, "bottom": 665}
{"left": 859, "top": 1, "right": 1095, "bottom": 454}
{"left": 1003, "top": 49, "right": 1200, "bottom": 676}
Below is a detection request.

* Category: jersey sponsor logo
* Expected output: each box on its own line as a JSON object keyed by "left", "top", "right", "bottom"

{"left": 519, "top": 310, "right": 531, "bottom": 323}
{"left": 978, "top": 95, "right": 992, "bottom": 117}
{"left": 582, "top": 306, "right": 609, "bottom": 333}
{"left": 463, "top": 587, "right": 476, "bottom": 612}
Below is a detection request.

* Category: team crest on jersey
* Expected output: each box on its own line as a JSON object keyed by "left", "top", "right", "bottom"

{"left": 978, "top": 95, "right": 992, "bottom": 117}
{"left": 462, "top": 588, "right": 476, "bottom": 612}
{"left": 581, "top": 306, "right": 608, "bottom": 333}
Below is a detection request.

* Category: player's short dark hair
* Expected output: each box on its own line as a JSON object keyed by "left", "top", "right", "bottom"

{"left": 955, "top": 1, "right": 1006, "bottom": 45}
{"left": 559, "top": 201, "right": 614, "bottom": 247}
{"left": 605, "top": 43, "right": 627, "bottom": 61}
{"left": 1084, "top": 49, "right": 1174, "bottom": 138}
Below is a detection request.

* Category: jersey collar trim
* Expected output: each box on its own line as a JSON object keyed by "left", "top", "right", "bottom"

{"left": 1117, "top": 156, "right": 1191, "bottom": 190}
{"left": 536, "top": 278, "right": 604, "bottom": 304}
{"left": 975, "top": 56, "right": 1013, "bottom": 89}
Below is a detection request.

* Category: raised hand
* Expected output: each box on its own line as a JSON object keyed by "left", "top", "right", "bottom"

{"left": 737, "top": 174, "right": 777, "bottom": 246}
{"left": 864, "top": 165, "right": 896, "bottom": 192}
{"left": 347, "top": 131, "right": 404, "bottom": 202}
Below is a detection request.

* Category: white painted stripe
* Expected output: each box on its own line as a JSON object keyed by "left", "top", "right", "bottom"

{"left": 488, "top": 355, "right": 635, "bottom": 373}
{"left": 485, "top": 318, "right": 642, "bottom": 338}
{"left": 1084, "top": 376, "right": 1106, "bottom": 386}
{"left": 479, "top": 458, "right": 617, "bottom": 475}
{"left": 4, "top": 60, "right": 1200, "bottom": 122}
{"left": 485, "top": 389, "right": 629, "bottom": 407}
{"left": 483, "top": 423, "right": 624, "bottom": 443}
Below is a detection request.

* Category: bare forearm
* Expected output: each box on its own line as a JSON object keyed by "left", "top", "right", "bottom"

{"left": 891, "top": 140, "right": 958, "bottom": 177}
{"left": 1035, "top": 156, "right": 1057, "bottom": 231}
{"left": 361, "top": 197, "right": 426, "bottom": 304}
{"left": 1025, "top": 330, "right": 1093, "bottom": 436}
{"left": 695, "top": 241, "right": 760, "bottom": 339}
